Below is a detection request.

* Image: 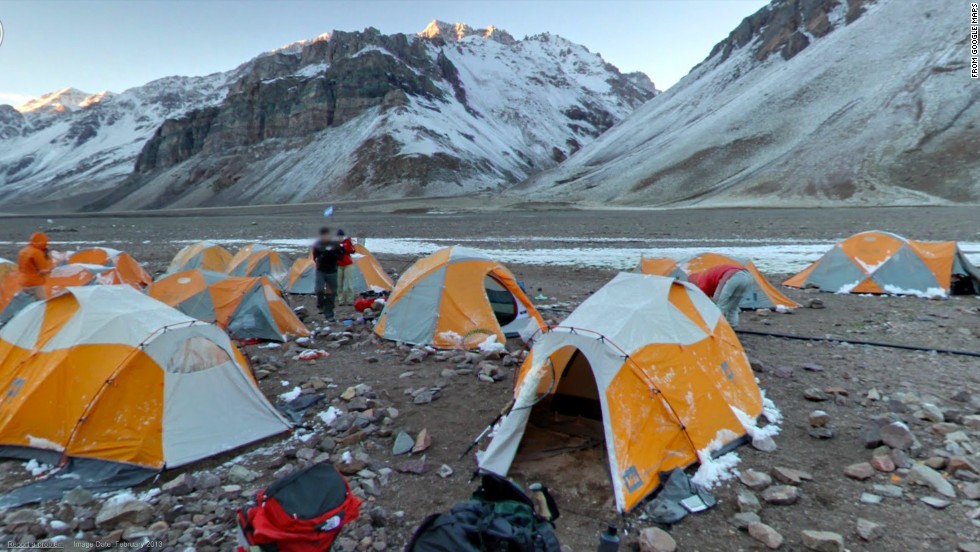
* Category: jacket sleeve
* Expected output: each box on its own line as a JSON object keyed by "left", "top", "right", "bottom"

{"left": 343, "top": 239, "right": 355, "bottom": 254}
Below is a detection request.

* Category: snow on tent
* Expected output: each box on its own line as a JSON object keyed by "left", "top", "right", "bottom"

{"left": 0, "top": 286, "right": 291, "bottom": 505}
{"left": 227, "top": 244, "right": 288, "bottom": 284}
{"left": 286, "top": 244, "right": 393, "bottom": 295}
{"left": 374, "top": 246, "right": 545, "bottom": 349}
{"left": 784, "top": 231, "right": 980, "bottom": 297}
{"left": 67, "top": 247, "right": 152, "bottom": 288}
{"left": 148, "top": 269, "right": 309, "bottom": 342}
{"left": 478, "top": 273, "right": 765, "bottom": 513}
{"left": 167, "top": 241, "right": 233, "bottom": 274}
{"left": 638, "top": 253, "right": 799, "bottom": 310}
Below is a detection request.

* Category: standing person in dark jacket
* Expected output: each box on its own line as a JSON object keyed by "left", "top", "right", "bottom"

{"left": 311, "top": 227, "right": 344, "bottom": 321}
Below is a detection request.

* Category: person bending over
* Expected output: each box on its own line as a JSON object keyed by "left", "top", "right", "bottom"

{"left": 689, "top": 264, "right": 753, "bottom": 328}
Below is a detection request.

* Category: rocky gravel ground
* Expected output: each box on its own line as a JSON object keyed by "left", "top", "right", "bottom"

{"left": 0, "top": 206, "right": 976, "bottom": 551}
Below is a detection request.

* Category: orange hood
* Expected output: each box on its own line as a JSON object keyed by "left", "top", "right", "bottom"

{"left": 29, "top": 232, "right": 48, "bottom": 250}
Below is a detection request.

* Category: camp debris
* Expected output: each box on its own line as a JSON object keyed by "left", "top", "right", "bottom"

{"left": 784, "top": 230, "right": 980, "bottom": 297}
{"left": 148, "top": 269, "right": 309, "bottom": 342}
{"left": 478, "top": 273, "right": 766, "bottom": 513}
{"left": 638, "top": 253, "right": 799, "bottom": 310}
{"left": 0, "top": 285, "right": 291, "bottom": 475}
{"left": 67, "top": 247, "right": 152, "bottom": 288}
{"left": 167, "top": 241, "right": 234, "bottom": 274}
{"left": 374, "top": 246, "right": 546, "bottom": 349}
{"left": 227, "top": 244, "right": 288, "bottom": 284}
{"left": 286, "top": 244, "right": 393, "bottom": 295}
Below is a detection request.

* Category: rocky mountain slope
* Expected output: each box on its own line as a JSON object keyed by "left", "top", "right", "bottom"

{"left": 520, "top": 0, "right": 979, "bottom": 207}
{"left": 0, "top": 22, "right": 655, "bottom": 211}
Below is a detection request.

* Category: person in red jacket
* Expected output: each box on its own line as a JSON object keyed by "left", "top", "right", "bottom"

{"left": 335, "top": 229, "right": 357, "bottom": 305}
{"left": 688, "top": 264, "right": 753, "bottom": 328}
{"left": 17, "top": 232, "right": 54, "bottom": 299}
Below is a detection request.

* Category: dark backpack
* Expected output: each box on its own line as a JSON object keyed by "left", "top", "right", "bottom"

{"left": 406, "top": 474, "right": 561, "bottom": 552}
{"left": 236, "top": 462, "right": 361, "bottom": 552}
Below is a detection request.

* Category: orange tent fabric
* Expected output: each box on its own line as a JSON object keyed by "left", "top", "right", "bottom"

{"left": 68, "top": 247, "right": 152, "bottom": 288}
{"left": 286, "top": 244, "right": 393, "bottom": 294}
{"left": 148, "top": 270, "right": 309, "bottom": 342}
{"left": 227, "top": 245, "right": 287, "bottom": 284}
{"left": 784, "top": 231, "right": 980, "bottom": 296}
{"left": 375, "top": 247, "right": 545, "bottom": 349}
{"left": 638, "top": 253, "right": 799, "bottom": 310}
{"left": 0, "top": 286, "right": 290, "bottom": 470}
{"left": 479, "top": 273, "right": 767, "bottom": 512}
{"left": 168, "top": 242, "right": 233, "bottom": 273}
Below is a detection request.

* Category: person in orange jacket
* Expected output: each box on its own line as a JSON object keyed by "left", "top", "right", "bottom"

{"left": 17, "top": 232, "right": 54, "bottom": 299}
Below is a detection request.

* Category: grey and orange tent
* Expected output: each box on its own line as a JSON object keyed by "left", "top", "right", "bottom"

{"left": 286, "top": 244, "right": 393, "bottom": 295}
{"left": 168, "top": 242, "right": 233, "bottom": 274}
{"left": 478, "top": 273, "right": 765, "bottom": 513}
{"left": 375, "top": 247, "right": 545, "bottom": 349}
{"left": 638, "top": 253, "right": 799, "bottom": 310}
{"left": 227, "top": 245, "right": 288, "bottom": 284}
{"left": 0, "top": 285, "right": 290, "bottom": 473}
{"left": 784, "top": 231, "right": 980, "bottom": 297}
{"left": 67, "top": 247, "right": 152, "bottom": 288}
{"left": 148, "top": 270, "right": 309, "bottom": 342}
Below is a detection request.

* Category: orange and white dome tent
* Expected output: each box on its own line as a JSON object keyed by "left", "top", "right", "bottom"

{"left": 227, "top": 245, "right": 288, "bottom": 284}
{"left": 0, "top": 285, "right": 291, "bottom": 471}
{"left": 67, "top": 247, "right": 152, "bottom": 288}
{"left": 167, "top": 242, "right": 233, "bottom": 274}
{"left": 375, "top": 247, "right": 545, "bottom": 349}
{"left": 286, "top": 244, "right": 393, "bottom": 295}
{"left": 479, "top": 273, "right": 766, "bottom": 513}
{"left": 784, "top": 231, "right": 980, "bottom": 297}
{"left": 148, "top": 270, "right": 309, "bottom": 342}
{"left": 638, "top": 253, "right": 799, "bottom": 310}
{"left": 0, "top": 264, "right": 128, "bottom": 324}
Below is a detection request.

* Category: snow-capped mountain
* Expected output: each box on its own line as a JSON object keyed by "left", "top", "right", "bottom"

{"left": 0, "top": 22, "right": 655, "bottom": 211}
{"left": 520, "top": 0, "right": 979, "bottom": 207}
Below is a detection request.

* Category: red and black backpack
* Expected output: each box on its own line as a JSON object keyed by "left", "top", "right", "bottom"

{"left": 237, "top": 462, "right": 361, "bottom": 552}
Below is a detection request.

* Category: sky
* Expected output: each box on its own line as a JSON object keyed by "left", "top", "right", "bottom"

{"left": 0, "top": 0, "right": 769, "bottom": 106}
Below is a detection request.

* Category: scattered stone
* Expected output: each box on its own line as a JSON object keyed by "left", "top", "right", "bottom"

{"left": 921, "top": 496, "right": 951, "bottom": 509}
{"left": 738, "top": 469, "right": 772, "bottom": 490}
{"left": 801, "top": 530, "right": 844, "bottom": 552}
{"left": 761, "top": 485, "right": 799, "bottom": 505}
{"left": 227, "top": 464, "right": 259, "bottom": 483}
{"left": 395, "top": 455, "right": 429, "bottom": 475}
{"left": 737, "top": 489, "right": 761, "bottom": 513}
{"left": 62, "top": 486, "right": 95, "bottom": 506}
{"left": 909, "top": 463, "right": 957, "bottom": 498}
{"left": 856, "top": 519, "right": 884, "bottom": 541}
{"left": 880, "top": 422, "right": 914, "bottom": 450}
{"left": 802, "top": 363, "right": 824, "bottom": 372}
{"left": 751, "top": 436, "right": 778, "bottom": 452}
{"left": 808, "top": 410, "right": 830, "bottom": 427}
{"left": 867, "top": 388, "right": 881, "bottom": 401}
{"left": 871, "top": 484, "right": 903, "bottom": 498}
{"left": 859, "top": 493, "right": 882, "bottom": 504}
{"left": 773, "top": 466, "right": 811, "bottom": 485}
{"left": 844, "top": 462, "right": 875, "bottom": 481}
{"left": 919, "top": 403, "right": 945, "bottom": 423}
{"left": 925, "top": 456, "right": 948, "bottom": 470}
{"left": 638, "top": 527, "right": 676, "bottom": 552}
{"left": 773, "top": 366, "right": 795, "bottom": 378}
{"left": 948, "top": 456, "right": 979, "bottom": 475}
{"left": 964, "top": 482, "right": 980, "bottom": 500}
{"left": 859, "top": 424, "right": 882, "bottom": 448}
{"left": 340, "top": 387, "right": 357, "bottom": 401}
{"left": 807, "top": 298, "right": 825, "bottom": 309}
{"left": 748, "top": 522, "right": 784, "bottom": 550}
{"left": 162, "top": 472, "right": 195, "bottom": 496}
{"left": 750, "top": 359, "right": 767, "bottom": 373}
{"left": 963, "top": 415, "right": 980, "bottom": 430}
{"left": 890, "top": 448, "right": 912, "bottom": 469}
{"left": 437, "top": 464, "right": 454, "bottom": 478}
{"left": 870, "top": 455, "right": 895, "bottom": 473}
{"left": 95, "top": 499, "right": 153, "bottom": 528}
{"left": 196, "top": 472, "right": 221, "bottom": 490}
{"left": 392, "top": 431, "right": 414, "bottom": 455}
{"left": 959, "top": 543, "right": 980, "bottom": 552}
{"left": 412, "top": 389, "right": 440, "bottom": 405}
{"left": 804, "top": 388, "right": 830, "bottom": 402}
{"left": 808, "top": 427, "right": 835, "bottom": 440}
{"left": 730, "top": 512, "right": 761, "bottom": 530}
{"left": 413, "top": 429, "right": 432, "bottom": 453}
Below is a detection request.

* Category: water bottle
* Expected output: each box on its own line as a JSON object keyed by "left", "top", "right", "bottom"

{"left": 597, "top": 524, "right": 620, "bottom": 552}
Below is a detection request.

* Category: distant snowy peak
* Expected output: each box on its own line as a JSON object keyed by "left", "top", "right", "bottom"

{"left": 15, "top": 87, "right": 109, "bottom": 114}
{"left": 271, "top": 32, "right": 332, "bottom": 56}
{"left": 419, "top": 20, "right": 516, "bottom": 45}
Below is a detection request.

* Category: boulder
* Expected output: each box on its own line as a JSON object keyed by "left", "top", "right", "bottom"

{"left": 638, "top": 527, "right": 676, "bottom": 552}
{"left": 412, "top": 429, "right": 432, "bottom": 453}
{"left": 738, "top": 469, "right": 772, "bottom": 490}
{"left": 856, "top": 518, "right": 883, "bottom": 541}
{"left": 737, "top": 489, "right": 761, "bottom": 513}
{"left": 880, "top": 422, "right": 914, "bottom": 450}
{"left": 808, "top": 410, "right": 830, "bottom": 427}
{"left": 748, "top": 522, "right": 784, "bottom": 549}
{"left": 162, "top": 473, "right": 195, "bottom": 496}
{"left": 772, "top": 466, "right": 811, "bottom": 485}
{"left": 843, "top": 462, "right": 874, "bottom": 481}
{"left": 62, "top": 486, "right": 96, "bottom": 506}
{"left": 730, "top": 512, "right": 761, "bottom": 530}
{"left": 801, "top": 530, "right": 844, "bottom": 552}
{"left": 909, "top": 463, "right": 956, "bottom": 498}
{"left": 95, "top": 499, "right": 153, "bottom": 528}
{"left": 392, "top": 431, "right": 414, "bottom": 455}
{"left": 761, "top": 485, "right": 799, "bottom": 505}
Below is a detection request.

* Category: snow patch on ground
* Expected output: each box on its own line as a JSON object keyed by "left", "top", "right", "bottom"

{"left": 317, "top": 406, "right": 343, "bottom": 426}
{"left": 881, "top": 285, "right": 948, "bottom": 299}
{"left": 278, "top": 386, "right": 302, "bottom": 402}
